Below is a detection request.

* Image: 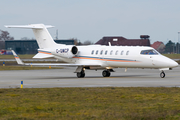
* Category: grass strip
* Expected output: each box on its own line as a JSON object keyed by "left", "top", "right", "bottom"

{"left": 0, "top": 87, "right": 180, "bottom": 119}
{"left": 0, "top": 54, "right": 35, "bottom": 59}
{"left": 163, "top": 54, "right": 180, "bottom": 59}
{"left": 0, "top": 66, "right": 62, "bottom": 70}
{"left": 0, "top": 61, "right": 65, "bottom": 66}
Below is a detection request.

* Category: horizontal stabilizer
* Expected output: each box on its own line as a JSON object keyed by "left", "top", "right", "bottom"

{"left": 33, "top": 53, "right": 54, "bottom": 59}
{"left": 5, "top": 24, "right": 54, "bottom": 29}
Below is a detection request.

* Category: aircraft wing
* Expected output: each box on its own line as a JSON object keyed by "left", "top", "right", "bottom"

{"left": 23, "top": 63, "right": 101, "bottom": 67}
{"left": 11, "top": 50, "right": 101, "bottom": 67}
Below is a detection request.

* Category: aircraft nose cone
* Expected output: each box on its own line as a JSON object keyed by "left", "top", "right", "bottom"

{"left": 170, "top": 60, "right": 178, "bottom": 68}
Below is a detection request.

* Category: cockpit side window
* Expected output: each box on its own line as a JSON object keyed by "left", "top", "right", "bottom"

{"left": 140, "top": 49, "right": 158, "bottom": 55}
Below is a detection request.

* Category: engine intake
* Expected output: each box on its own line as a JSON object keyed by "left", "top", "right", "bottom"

{"left": 71, "top": 46, "right": 78, "bottom": 55}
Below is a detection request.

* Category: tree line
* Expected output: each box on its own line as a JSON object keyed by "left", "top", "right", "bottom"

{"left": 0, "top": 30, "right": 180, "bottom": 54}
{"left": 164, "top": 40, "right": 180, "bottom": 54}
{"left": 0, "top": 30, "right": 14, "bottom": 49}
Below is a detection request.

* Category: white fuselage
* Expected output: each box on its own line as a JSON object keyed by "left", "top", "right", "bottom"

{"left": 50, "top": 45, "right": 178, "bottom": 70}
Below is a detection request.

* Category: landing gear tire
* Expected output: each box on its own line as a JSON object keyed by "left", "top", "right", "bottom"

{"left": 102, "top": 70, "right": 111, "bottom": 77}
{"left": 77, "top": 71, "right": 85, "bottom": 78}
{"left": 160, "top": 71, "right": 165, "bottom": 78}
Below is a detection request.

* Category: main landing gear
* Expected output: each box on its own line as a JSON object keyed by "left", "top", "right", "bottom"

{"left": 76, "top": 67, "right": 113, "bottom": 78}
{"left": 160, "top": 71, "right": 165, "bottom": 78}
{"left": 77, "top": 69, "right": 85, "bottom": 78}
{"left": 102, "top": 70, "right": 111, "bottom": 77}
{"left": 77, "top": 69, "right": 111, "bottom": 78}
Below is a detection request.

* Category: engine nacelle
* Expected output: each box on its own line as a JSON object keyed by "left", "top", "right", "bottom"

{"left": 55, "top": 45, "right": 78, "bottom": 58}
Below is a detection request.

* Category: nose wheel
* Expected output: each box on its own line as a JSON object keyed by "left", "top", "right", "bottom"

{"left": 160, "top": 71, "right": 165, "bottom": 78}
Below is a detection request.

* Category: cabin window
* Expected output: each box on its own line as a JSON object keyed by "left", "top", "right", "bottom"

{"left": 121, "top": 51, "right": 124, "bottom": 55}
{"left": 126, "top": 51, "right": 129, "bottom": 55}
{"left": 105, "top": 50, "right": 108, "bottom": 55}
{"left": 91, "top": 50, "right": 94, "bottom": 55}
{"left": 140, "top": 49, "right": 158, "bottom": 55}
{"left": 100, "top": 50, "right": 103, "bottom": 55}
{"left": 96, "top": 50, "right": 98, "bottom": 55}
{"left": 110, "top": 50, "right": 113, "bottom": 55}
{"left": 115, "top": 50, "right": 118, "bottom": 55}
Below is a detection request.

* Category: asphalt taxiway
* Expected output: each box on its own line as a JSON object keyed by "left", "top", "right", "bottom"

{"left": 0, "top": 66, "right": 180, "bottom": 88}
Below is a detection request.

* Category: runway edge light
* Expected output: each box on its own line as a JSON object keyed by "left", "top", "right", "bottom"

{"left": 21, "top": 81, "right": 23, "bottom": 88}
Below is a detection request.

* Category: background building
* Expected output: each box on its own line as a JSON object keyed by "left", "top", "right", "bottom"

{"left": 95, "top": 35, "right": 150, "bottom": 46}
{"left": 5, "top": 40, "right": 75, "bottom": 54}
{"left": 151, "top": 41, "right": 165, "bottom": 53}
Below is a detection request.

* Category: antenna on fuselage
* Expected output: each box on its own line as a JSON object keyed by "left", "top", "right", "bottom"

{"left": 108, "top": 42, "right": 111, "bottom": 46}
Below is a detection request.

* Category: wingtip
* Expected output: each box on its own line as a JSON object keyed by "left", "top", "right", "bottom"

{"left": 11, "top": 50, "right": 24, "bottom": 65}
{"left": 4, "top": 25, "right": 9, "bottom": 28}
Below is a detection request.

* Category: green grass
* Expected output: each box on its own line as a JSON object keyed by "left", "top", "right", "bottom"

{"left": 0, "top": 61, "right": 65, "bottom": 66}
{"left": 162, "top": 54, "right": 180, "bottom": 59}
{"left": 0, "top": 66, "right": 62, "bottom": 70}
{"left": 0, "top": 54, "right": 35, "bottom": 59}
{"left": 0, "top": 87, "right": 180, "bottom": 119}
{"left": 0, "top": 61, "right": 64, "bottom": 70}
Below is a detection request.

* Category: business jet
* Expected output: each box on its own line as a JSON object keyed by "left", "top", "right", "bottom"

{"left": 5, "top": 24, "right": 178, "bottom": 78}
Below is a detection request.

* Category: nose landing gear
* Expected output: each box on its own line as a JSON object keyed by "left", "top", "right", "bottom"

{"left": 160, "top": 71, "right": 165, "bottom": 78}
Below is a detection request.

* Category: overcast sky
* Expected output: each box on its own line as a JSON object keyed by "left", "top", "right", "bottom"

{"left": 1, "top": 0, "right": 180, "bottom": 44}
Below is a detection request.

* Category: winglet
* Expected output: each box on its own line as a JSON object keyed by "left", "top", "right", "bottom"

{"left": 11, "top": 50, "right": 24, "bottom": 65}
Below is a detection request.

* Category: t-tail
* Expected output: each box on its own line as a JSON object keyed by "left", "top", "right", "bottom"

{"left": 5, "top": 24, "right": 61, "bottom": 49}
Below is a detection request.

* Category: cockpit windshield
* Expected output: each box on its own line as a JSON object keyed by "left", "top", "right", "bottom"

{"left": 140, "top": 49, "right": 158, "bottom": 55}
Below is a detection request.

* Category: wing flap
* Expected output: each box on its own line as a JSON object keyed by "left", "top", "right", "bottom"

{"left": 24, "top": 63, "right": 101, "bottom": 67}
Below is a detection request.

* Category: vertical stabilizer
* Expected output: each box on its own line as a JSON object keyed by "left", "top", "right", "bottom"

{"left": 5, "top": 24, "right": 58, "bottom": 49}
{"left": 32, "top": 24, "right": 56, "bottom": 48}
